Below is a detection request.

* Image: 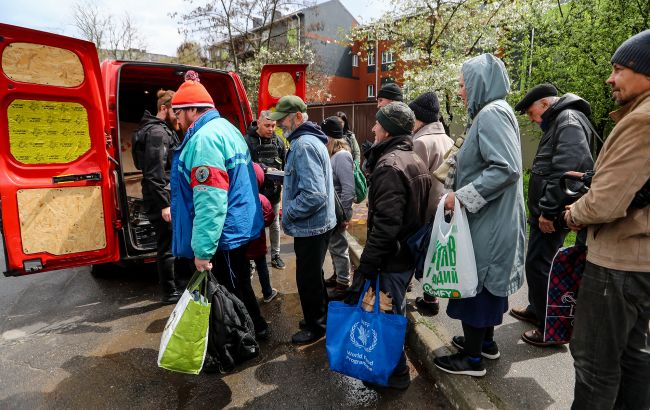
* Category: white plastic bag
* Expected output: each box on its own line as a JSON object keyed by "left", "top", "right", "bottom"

{"left": 422, "top": 194, "right": 478, "bottom": 299}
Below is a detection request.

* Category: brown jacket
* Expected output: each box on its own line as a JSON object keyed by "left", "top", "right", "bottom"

{"left": 570, "top": 90, "right": 650, "bottom": 272}
{"left": 412, "top": 121, "right": 454, "bottom": 220}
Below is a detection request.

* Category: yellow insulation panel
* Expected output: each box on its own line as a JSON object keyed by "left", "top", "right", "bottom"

{"left": 7, "top": 99, "right": 91, "bottom": 164}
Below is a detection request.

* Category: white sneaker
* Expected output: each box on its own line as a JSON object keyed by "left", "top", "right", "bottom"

{"left": 263, "top": 288, "right": 278, "bottom": 303}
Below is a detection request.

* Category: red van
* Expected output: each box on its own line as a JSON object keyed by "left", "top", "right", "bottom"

{"left": 0, "top": 23, "right": 306, "bottom": 276}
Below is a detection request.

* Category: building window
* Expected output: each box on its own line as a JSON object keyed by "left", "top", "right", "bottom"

{"left": 367, "top": 84, "right": 375, "bottom": 98}
{"left": 382, "top": 50, "right": 394, "bottom": 64}
{"left": 352, "top": 54, "right": 359, "bottom": 67}
{"left": 367, "top": 50, "right": 375, "bottom": 66}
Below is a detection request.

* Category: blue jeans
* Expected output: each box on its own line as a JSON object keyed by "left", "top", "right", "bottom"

{"left": 254, "top": 256, "right": 273, "bottom": 299}
{"left": 570, "top": 262, "right": 650, "bottom": 410}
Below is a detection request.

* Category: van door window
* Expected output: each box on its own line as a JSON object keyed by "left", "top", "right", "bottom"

{"left": 268, "top": 72, "right": 296, "bottom": 98}
{"left": 2, "top": 42, "right": 84, "bottom": 87}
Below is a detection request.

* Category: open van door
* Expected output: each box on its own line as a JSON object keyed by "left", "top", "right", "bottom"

{"left": 0, "top": 24, "right": 120, "bottom": 276}
{"left": 257, "top": 64, "right": 307, "bottom": 116}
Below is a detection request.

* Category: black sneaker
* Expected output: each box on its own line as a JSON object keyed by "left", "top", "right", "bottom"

{"left": 415, "top": 296, "right": 440, "bottom": 316}
{"left": 451, "top": 336, "right": 500, "bottom": 360}
{"left": 363, "top": 368, "right": 411, "bottom": 390}
{"left": 271, "top": 255, "right": 285, "bottom": 270}
{"left": 161, "top": 290, "right": 182, "bottom": 305}
{"left": 434, "top": 352, "right": 486, "bottom": 377}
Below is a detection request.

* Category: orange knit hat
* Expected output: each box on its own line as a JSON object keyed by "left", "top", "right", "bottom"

{"left": 171, "top": 70, "right": 215, "bottom": 109}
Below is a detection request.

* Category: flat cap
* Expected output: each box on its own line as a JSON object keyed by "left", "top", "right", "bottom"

{"left": 515, "top": 83, "right": 558, "bottom": 114}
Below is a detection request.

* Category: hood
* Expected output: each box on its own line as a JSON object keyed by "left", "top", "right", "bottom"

{"left": 542, "top": 93, "right": 592, "bottom": 124}
{"left": 462, "top": 54, "right": 511, "bottom": 119}
{"left": 138, "top": 110, "right": 166, "bottom": 128}
{"left": 287, "top": 121, "right": 328, "bottom": 145}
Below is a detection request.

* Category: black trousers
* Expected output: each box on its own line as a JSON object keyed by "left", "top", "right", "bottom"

{"left": 150, "top": 215, "right": 177, "bottom": 295}
{"left": 525, "top": 222, "right": 568, "bottom": 327}
{"left": 294, "top": 229, "right": 333, "bottom": 334}
{"left": 211, "top": 244, "right": 267, "bottom": 332}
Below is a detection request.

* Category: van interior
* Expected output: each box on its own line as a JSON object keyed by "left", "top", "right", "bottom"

{"left": 116, "top": 64, "right": 249, "bottom": 256}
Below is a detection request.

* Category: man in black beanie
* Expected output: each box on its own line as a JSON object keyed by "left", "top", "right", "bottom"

{"left": 409, "top": 91, "right": 454, "bottom": 316}
{"left": 377, "top": 82, "right": 403, "bottom": 108}
{"left": 564, "top": 29, "right": 650, "bottom": 409}
{"left": 347, "top": 102, "right": 431, "bottom": 389}
{"left": 510, "top": 83, "right": 595, "bottom": 348}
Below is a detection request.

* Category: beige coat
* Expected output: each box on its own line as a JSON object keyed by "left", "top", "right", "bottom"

{"left": 570, "top": 90, "right": 650, "bottom": 272}
{"left": 413, "top": 121, "right": 454, "bottom": 220}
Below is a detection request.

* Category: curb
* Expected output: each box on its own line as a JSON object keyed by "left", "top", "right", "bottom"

{"left": 347, "top": 233, "right": 497, "bottom": 410}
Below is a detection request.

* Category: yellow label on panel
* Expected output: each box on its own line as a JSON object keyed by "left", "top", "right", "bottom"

{"left": 7, "top": 99, "right": 91, "bottom": 164}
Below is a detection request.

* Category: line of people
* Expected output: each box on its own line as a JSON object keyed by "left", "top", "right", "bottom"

{"left": 137, "top": 28, "right": 649, "bottom": 408}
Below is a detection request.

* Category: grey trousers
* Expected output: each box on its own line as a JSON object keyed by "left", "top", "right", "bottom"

{"left": 570, "top": 262, "right": 650, "bottom": 410}
{"left": 270, "top": 201, "right": 281, "bottom": 257}
{"left": 328, "top": 227, "right": 351, "bottom": 285}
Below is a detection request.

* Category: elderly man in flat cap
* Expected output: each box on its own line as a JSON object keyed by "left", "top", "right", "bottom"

{"left": 509, "top": 83, "right": 595, "bottom": 347}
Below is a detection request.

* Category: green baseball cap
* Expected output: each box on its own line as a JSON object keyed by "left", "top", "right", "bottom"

{"left": 268, "top": 95, "right": 307, "bottom": 121}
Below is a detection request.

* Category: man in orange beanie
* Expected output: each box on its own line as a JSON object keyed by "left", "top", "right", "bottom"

{"left": 170, "top": 71, "right": 269, "bottom": 339}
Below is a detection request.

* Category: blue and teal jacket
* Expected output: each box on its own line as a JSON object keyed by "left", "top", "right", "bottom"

{"left": 170, "top": 109, "right": 263, "bottom": 260}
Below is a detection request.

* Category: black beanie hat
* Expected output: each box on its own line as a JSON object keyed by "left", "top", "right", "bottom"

{"left": 611, "top": 29, "right": 650, "bottom": 76}
{"left": 375, "top": 102, "right": 415, "bottom": 136}
{"left": 377, "top": 83, "right": 403, "bottom": 101}
{"left": 320, "top": 116, "right": 344, "bottom": 138}
{"left": 408, "top": 91, "right": 440, "bottom": 124}
{"left": 514, "top": 83, "right": 558, "bottom": 114}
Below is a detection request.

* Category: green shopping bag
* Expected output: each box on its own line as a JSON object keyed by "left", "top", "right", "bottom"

{"left": 158, "top": 270, "right": 211, "bottom": 374}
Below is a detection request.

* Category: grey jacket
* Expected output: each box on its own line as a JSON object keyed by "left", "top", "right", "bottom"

{"left": 413, "top": 121, "right": 454, "bottom": 220}
{"left": 454, "top": 54, "right": 526, "bottom": 297}
{"left": 331, "top": 149, "right": 355, "bottom": 220}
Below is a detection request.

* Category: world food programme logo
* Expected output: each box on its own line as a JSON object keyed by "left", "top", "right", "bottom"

{"left": 349, "top": 321, "right": 378, "bottom": 352}
{"left": 195, "top": 166, "right": 210, "bottom": 183}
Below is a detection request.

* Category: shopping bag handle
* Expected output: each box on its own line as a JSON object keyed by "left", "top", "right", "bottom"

{"left": 356, "top": 275, "right": 381, "bottom": 314}
{"left": 187, "top": 270, "right": 209, "bottom": 297}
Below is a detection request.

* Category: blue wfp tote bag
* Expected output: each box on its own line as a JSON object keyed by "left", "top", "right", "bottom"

{"left": 326, "top": 277, "right": 407, "bottom": 386}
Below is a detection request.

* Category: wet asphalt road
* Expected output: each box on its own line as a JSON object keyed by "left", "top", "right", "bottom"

{"left": 0, "top": 236, "right": 450, "bottom": 409}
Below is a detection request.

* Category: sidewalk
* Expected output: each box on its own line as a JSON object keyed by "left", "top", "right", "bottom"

{"left": 347, "top": 202, "right": 575, "bottom": 410}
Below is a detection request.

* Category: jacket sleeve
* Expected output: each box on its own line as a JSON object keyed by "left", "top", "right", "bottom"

{"left": 359, "top": 166, "right": 406, "bottom": 273}
{"left": 455, "top": 108, "right": 521, "bottom": 213}
{"left": 413, "top": 139, "right": 431, "bottom": 171}
{"left": 538, "top": 120, "right": 593, "bottom": 218}
{"left": 142, "top": 127, "right": 171, "bottom": 211}
{"left": 284, "top": 142, "right": 329, "bottom": 222}
{"left": 260, "top": 194, "right": 274, "bottom": 227}
{"left": 571, "top": 112, "right": 650, "bottom": 225}
{"left": 349, "top": 132, "right": 361, "bottom": 163}
{"left": 335, "top": 152, "right": 356, "bottom": 219}
{"left": 278, "top": 136, "right": 287, "bottom": 170}
{"left": 188, "top": 136, "right": 229, "bottom": 260}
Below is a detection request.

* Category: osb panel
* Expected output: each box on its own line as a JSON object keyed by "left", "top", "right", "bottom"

{"left": 2, "top": 42, "right": 84, "bottom": 87}
{"left": 268, "top": 72, "right": 296, "bottom": 98}
{"left": 17, "top": 186, "right": 107, "bottom": 255}
{"left": 119, "top": 122, "right": 139, "bottom": 174}
{"left": 8, "top": 99, "right": 91, "bottom": 164}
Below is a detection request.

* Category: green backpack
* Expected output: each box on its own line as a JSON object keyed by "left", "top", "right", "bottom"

{"left": 353, "top": 160, "right": 367, "bottom": 203}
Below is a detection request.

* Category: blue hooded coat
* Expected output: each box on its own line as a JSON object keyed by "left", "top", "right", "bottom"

{"left": 453, "top": 54, "right": 526, "bottom": 297}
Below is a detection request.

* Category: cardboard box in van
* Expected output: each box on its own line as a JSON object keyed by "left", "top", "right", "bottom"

{"left": 0, "top": 23, "right": 306, "bottom": 276}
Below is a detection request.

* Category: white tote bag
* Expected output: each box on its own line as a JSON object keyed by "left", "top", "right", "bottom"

{"left": 422, "top": 194, "right": 478, "bottom": 299}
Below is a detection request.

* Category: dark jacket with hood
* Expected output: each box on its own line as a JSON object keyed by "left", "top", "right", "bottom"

{"left": 281, "top": 122, "right": 337, "bottom": 237}
{"left": 528, "top": 93, "right": 595, "bottom": 220}
{"left": 359, "top": 135, "right": 431, "bottom": 274}
{"left": 245, "top": 122, "right": 286, "bottom": 203}
{"left": 137, "top": 110, "right": 180, "bottom": 216}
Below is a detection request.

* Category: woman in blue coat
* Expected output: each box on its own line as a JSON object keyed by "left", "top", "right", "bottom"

{"left": 434, "top": 54, "right": 526, "bottom": 377}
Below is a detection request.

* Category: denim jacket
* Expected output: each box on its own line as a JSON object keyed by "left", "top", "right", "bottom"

{"left": 281, "top": 122, "right": 337, "bottom": 237}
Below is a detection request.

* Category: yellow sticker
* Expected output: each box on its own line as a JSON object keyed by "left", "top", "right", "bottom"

{"left": 7, "top": 99, "right": 91, "bottom": 164}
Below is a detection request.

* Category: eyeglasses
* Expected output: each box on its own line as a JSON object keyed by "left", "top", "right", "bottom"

{"left": 173, "top": 109, "right": 183, "bottom": 117}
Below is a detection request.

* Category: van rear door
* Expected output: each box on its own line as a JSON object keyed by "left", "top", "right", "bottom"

{"left": 257, "top": 64, "right": 308, "bottom": 116}
{"left": 0, "top": 24, "right": 119, "bottom": 276}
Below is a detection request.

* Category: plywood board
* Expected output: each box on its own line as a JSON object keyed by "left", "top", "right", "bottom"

{"left": 2, "top": 42, "right": 84, "bottom": 87}
{"left": 268, "top": 72, "right": 296, "bottom": 98}
{"left": 17, "top": 186, "right": 107, "bottom": 255}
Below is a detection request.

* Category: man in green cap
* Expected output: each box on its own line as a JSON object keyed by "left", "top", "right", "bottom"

{"left": 269, "top": 95, "right": 337, "bottom": 345}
